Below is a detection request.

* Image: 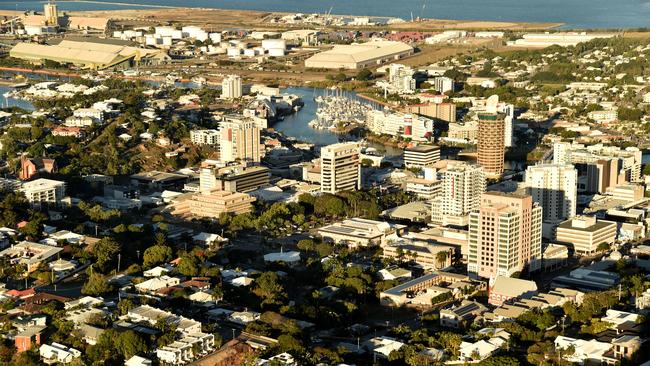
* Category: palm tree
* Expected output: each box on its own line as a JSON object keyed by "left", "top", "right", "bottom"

{"left": 436, "top": 251, "right": 448, "bottom": 269}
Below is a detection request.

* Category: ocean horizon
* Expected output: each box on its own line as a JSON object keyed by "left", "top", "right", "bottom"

{"left": 0, "top": 0, "right": 649, "bottom": 29}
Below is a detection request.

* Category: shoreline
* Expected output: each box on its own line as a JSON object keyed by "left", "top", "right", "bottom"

{"left": 54, "top": 7, "right": 566, "bottom": 31}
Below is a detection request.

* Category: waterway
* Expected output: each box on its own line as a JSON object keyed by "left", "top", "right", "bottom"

{"left": 1, "top": 0, "right": 650, "bottom": 29}
{"left": 0, "top": 85, "right": 36, "bottom": 111}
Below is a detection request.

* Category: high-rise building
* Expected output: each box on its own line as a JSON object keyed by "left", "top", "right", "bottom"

{"left": 388, "top": 64, "right": 416, "bottom": 94}
{"left": 433, "top": 76, "right": 455, "bottom": 93}
{"left": 404, "top": 145, "right": 440, "bottom": 169}
{"left": 477, "top": 113, "right": 505, "bottom": 178}
{"left": 431, "top": 161, "right": 486, "bottom": 226}
{"left": 525, "top": 163, "right": 578, "bottom": 226}
{"left": 502, "top": 104, "right": 514, "bottom": 148}
{"left": 221, "top": 75, "right": 242, "bottom": 99}
{"left": 468, "top": 191, "right": 543, "bottom": 279}
{"left": 553, "top": 142, "right": 643, "bottom": 193}
{"left": 320, "top": 142, "right": 361, "bottom": 194}
{"left": 218, "top": 117, "right": 263, "bottom": 163}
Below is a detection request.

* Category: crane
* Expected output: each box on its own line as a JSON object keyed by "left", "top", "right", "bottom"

{"left": 1, "top": 17, "right": 20, "bottom": 34}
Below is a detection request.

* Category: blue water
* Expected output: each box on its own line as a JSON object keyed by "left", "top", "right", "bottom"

{"left": 1, "top": 0, "right": 650, "bottom": 29}
{"left": 0, "top": 86, "right": 36, "bottom": 111}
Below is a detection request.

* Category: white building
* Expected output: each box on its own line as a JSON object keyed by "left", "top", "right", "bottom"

{"left": 388, "top": 63, "right": 416, "bottom": 94}
{"left": 221, "top": 74, "right": 243, "bottom": 99}
{"left": 366, "top": 110, "right": 434, "bottom": 141}
{"left": 73, "top": 108, "right": 104, "bottom": 123}
{"left": 39, "top": 343, "right": 81, "bottom": 364}
{"left": 20, "top": 178, "right": 66, "bottom": 205}
{"left": 431, "top": 161, "right": 486, "bottom": 226}
{"left": 190, "top": 129, "right": 220, "bottom": 145}
{"left": 403, "top": 145, "right": 440, "bottom": 169}
{"left": 525, "top": 164, "right": 578, "bottom": 232}
{"left": 320, "top": 142, "right": 361, "bottom": 194}
{"left": 433, "top": 76, "right": 454, "bottom": 93}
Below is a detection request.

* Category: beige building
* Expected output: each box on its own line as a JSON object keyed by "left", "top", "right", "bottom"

{"left": 477, "top": 113, "right": 505, "bottom": 178}
{"left": 468, "top": 192, "right": 543, "bottom": 279}
{"left": 305, "top": 40, "right": 414, "bottom": 70}
{"left": 219, "top": 117, "right": 263, "bottom": 163}
{"left": 200, "top": 163, "right": 270, "bottom": 193}
{"left": 405, "top": 103, "right": 456, "bottom": 123}
{"left": 171, "top": 190, "right": 255, "bottom": 219}
{"left": 320, "top": 142, "right": 361, "bottom": 194}
{"left": 447, "top": 121, "right": 479, "bottom": 143}
{"left": 555, "top": 216, "right": 617, "bottom": 256}
{"left": 383, "top": 240, "right": 454, "bottom": 270}
{"left": 221, "top": 75, "right": 243, "bottom": 99}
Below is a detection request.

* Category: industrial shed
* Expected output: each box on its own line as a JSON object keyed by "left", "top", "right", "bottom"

{"left": 305, "top": 40, "right": 414, "bottom": 70}
{"left": 9, "top": 39, "right": 168, "bottom": 70}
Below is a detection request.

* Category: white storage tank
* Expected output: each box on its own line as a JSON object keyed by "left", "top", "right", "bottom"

{"left": 227, "top": 47, "right": 242, "bottom": 57}
{"left": 262, "top": 39, "right": 286, "bottom": 51}
{"left": 209, "top": 33, "right": 222, "bottom": 43}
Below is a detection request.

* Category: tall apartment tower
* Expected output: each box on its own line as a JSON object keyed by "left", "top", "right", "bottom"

{"left": 320, "top": 142, "right": 361, "bottom": 194}
{"left": 468, "top": 191, "right": 543, "bottom": 279}
{"left": 431, "top": 161, "right": 486, "bottom": 226}
{"left": 44, "top": 0, "right": 59, "bottom": 27}
{"left": 503, "top": 104, "right": 514, "bottom": 148}
{"left": 221, "top": 75, "right": 243, "bottom": 99}
{"left": 219, "top": 118, "right": 262, "bottom": 163}
{"left": 525, "top": 163, "right": 578, "bottom": 225}
{"left": 477, "top": 113, "right": 505, "bottom": 178}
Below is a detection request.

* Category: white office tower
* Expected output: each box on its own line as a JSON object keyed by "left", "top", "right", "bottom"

{"left": 320, "top": 142, "right": 361, "bottom": 194}
{"left": 501, "top": 104, "right": 514, "bottom": 148}
{"left": 525, "top": 164, "right": 578, "bottom": 237}
{"left": 388, "top": 64, "right": 416, "bottom": 94}
{"left": 431, "top": 161, "right": 486, "bottom": 226}
{"left": 219, "top": 118, "right": 263, "bottom": 163}
{"left": 221, "top": 75, "right": 243, "bottom": 99}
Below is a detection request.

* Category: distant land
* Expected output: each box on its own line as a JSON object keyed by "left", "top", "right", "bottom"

{"left": 0, "top": 0, "right": 649, "bottom": 29}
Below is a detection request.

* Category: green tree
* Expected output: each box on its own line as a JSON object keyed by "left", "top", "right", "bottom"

{"left": 176, "top": 253, "right": 201, "bottom": 276}
{"left": 92, "top": 237, "right": 121, "bottom": 272}
{"left": 253, "top": 271, "right": 287, "bottom": 308}
{"left": 596, "top": 242, "right": 611, "bottom": 252}
{"left": 143, "top": 244, "right": 173, "bottom": 268}
{"left": 82, "top": 272, "right": 113, "bottom": 296}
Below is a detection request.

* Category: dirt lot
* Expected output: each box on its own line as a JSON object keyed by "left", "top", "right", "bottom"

{"left": 63, "top": 7, "right": 561, "bottom": 32}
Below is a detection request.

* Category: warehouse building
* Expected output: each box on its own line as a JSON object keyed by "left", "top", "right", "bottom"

{"left": 305, "top": 40, "right": 414, "bottom": 70}
{"left": 10, "top": 38, "right": 168, "bottom": 70}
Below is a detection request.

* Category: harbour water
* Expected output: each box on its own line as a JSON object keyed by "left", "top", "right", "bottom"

{"left": 0, "top": 85, "right": 36, "bottom": 111}
{"left": 1, "top": 0, "right": 650, "bottom": 29}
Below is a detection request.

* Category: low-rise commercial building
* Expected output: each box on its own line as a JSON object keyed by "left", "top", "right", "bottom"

{"left": 317, "top": 218, "right": 406, "bottom": 248}
{"left": 20, "top": 178, "right": 66, "bottom": 206}
{"left": 171, "top": 190, "right": 256, "bottom": 218}
{"left": 555, "top": 216, "right": 617, "bottom": 255}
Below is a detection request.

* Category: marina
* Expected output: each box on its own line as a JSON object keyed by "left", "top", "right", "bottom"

{"left": 309, "top": 91, "right": 374, "bottom": 132}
